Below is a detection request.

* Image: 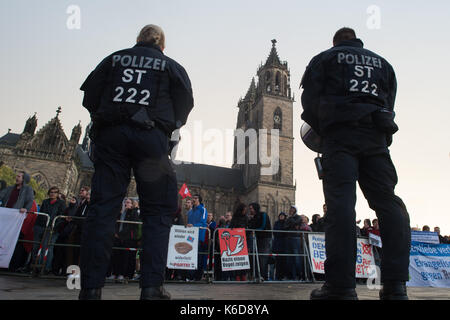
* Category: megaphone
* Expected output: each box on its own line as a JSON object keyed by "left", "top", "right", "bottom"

{"left": 300, "top": 122, "right": 322, "bottom": 153}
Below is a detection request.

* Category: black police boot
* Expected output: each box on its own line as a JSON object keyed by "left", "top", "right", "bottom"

{"left": 140, "top": 286, "right": 171, "bottom": 300}
{"left": 78, "top": 288, "right": 102, "bottom": 300}
{"left": 310, "top": 283, "right": 358, "bottom": 300}
{"left": 379, "top": 281, "right": 408, "bottom": 300}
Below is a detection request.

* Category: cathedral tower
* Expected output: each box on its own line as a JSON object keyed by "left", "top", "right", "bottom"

{"left": 233, "top": 40, "right": 295, "bottom": 220}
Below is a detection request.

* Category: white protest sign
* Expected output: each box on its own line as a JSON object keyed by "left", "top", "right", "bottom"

{"left": 355, "top": 238, "right": 376, "bottom": 278}
{"left": 0, "top": 208, "right": 27, "bottom": 268}
{"left": 308, "top": 233, "right": 326, "bottom": 273}
{"left": 407, "top": 241, "right": 450, "bottom": 288}
{"left": 368, "top": 232, "right": 382, "bottom": 248}
{"left": 166, "top": 225, "right": 198, "bottom": 270}
{"left": 411, "top": 231, "right": 440, "bottom": 245}
{"left": 307, "top": 233, "right": 376, "bottom": 278}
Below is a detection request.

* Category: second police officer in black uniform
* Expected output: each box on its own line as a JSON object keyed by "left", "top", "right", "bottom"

{"left": 78, "top": 25, "right": 194, "bottom": 300}
{"left": 301, "top": 28, "right": 411, "bottom": 300}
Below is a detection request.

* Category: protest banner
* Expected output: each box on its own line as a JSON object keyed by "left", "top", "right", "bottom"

{"left": 308, "top": 233, "right": 326, "bottom": 273}
{"left": 0, "top": 208, "right": 27, "bottom": 268}
{"left": 166, "top": 225, "right": 198, "bottom": 270}
{"left": 411, "top": 231, "right": 440, "bottom": 244}
{"left": 355, "top": 238, "right": 376, "bottom": 277}
{"left": 407, "top": 241, "right": 450, "bottom": 288}
{"left": 307, "top": 233, "right": 375, "bottom": 278}
{"left": 368, "top": 233, "right": 382, "bottom": 248}
{"left": 218, "top": 228, "right": 250, "bottom": 271}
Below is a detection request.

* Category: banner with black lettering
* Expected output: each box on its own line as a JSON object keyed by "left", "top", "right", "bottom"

{"left": 407, "top": 241, "right": 450, "bottom": 288}
{"left": 218, "top": 228, "right": 250, "bottom": 271}
{"left": 308, "top": 233, "right": 375, "bottom": 278}
{"left": 411, "top": 231, "right": 440, "bottom": 244}
{"left": 166, "top": 225, "right": 198, "bottom": 270}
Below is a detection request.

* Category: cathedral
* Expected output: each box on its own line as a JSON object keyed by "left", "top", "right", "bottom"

{"left": 0, "top": 40, "right": 296, "bottom": 223}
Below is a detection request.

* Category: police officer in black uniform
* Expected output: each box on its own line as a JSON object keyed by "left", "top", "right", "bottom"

{"left": 301, "top": 28, "right": 411, "bottom": 300}
{"left": 78, "top": 24, "right": 193, "bottom": 300}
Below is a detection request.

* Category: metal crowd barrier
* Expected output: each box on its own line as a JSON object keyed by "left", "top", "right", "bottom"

{"left": 9, "top": 211, "right": 51, "bottom": 275}
{"left": 211, "top": 228, "right": 316, "bottom": 284}
{"left": 17, "top": 214, "right": 213, "bottom": 283}
{"left": 40, "top": 215, "right": 146, "bottom": 278}
{"left": 8, "top": 213, "right": 330, "bottom": 285}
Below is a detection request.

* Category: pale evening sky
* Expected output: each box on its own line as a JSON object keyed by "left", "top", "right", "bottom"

{"left": 0, "top": 1, "right": 449, "bottom": 234}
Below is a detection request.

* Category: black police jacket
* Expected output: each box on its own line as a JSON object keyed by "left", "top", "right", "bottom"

{"left": 300, "top": 38, "right": 397, "bottom": 136}
{"left": 80, "top": 42, "right": 194, "bottom": 135}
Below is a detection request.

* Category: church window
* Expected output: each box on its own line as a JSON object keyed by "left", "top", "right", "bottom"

{"left": 275, "top": 71, "right": 281, "bottom": 93}
{"left": 273, "top": 160, "right": 282, "bottom": 182}
{"left": 283, "top": 75, "right": 288, "bottom": 96}
{"left": 273, "top": 107, "right": 282, "bottom": 131}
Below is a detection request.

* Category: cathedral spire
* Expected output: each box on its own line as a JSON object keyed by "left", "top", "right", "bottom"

{"left": 264, "top": 39, "right": 282, "bottom": 68}
{"left": 23, "top": 112, "right": 38, "bottom": 135}
{"left": 70, "top": 120, "right": 82, "bottom": 144}
{"left": 244, "top": 77, "right": 256, "bottom": 101}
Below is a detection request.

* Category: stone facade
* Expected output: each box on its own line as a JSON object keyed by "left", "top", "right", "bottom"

{"left": 0, "top": 40, "right": 296, "bottom": 224}
{"left": 0, "top": 110, "right": 83, "bottom": 196}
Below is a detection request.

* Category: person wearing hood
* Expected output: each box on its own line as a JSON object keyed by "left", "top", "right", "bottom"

{"left": 0, "top": 171, "right": 34, "bottom": 213}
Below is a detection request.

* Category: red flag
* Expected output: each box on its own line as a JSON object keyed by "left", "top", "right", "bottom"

{"left": 178, "top": 183, "right": 191, "bottom": 199}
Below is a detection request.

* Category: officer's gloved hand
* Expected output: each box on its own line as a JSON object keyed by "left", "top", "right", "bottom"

{"left": 373, "top": 108, "right": 399, "bottom": 135}
{"left": 386, "top": 134, "right": 393, "bottom": 147}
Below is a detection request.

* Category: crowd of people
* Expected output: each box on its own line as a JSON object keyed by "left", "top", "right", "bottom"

{"left": 1, "top": 172, "right": 449, "bottom": 282}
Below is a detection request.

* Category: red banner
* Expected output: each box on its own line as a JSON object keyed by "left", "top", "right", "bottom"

{"left": 218, "top": 228, "right": 250, "bottom": 271}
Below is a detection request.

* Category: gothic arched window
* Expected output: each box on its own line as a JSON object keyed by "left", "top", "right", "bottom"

{"left": 275, "top": 71, "right": 281, "bottom": 93}
{"left": 273, "top": 107, "right": 282, "bottom": 131}
{"left": 265, "top": 71, "right": 271, "bottom": 93}
{"left": 273, "top": 160, "right": 282, "bottom": 182}
{"left": 283, "top": 75, "right": 288, "bottom": 96}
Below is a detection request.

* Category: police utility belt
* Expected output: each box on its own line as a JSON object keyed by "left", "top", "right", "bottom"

{"left": 92, "top": 106, "right": 162, "bottom": 132}
{"left": 348, "top": 108, "right": 399, "bottom": 135}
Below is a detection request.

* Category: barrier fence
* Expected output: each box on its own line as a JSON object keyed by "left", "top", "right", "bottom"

{"left": 10, "top": 211, "right": 51, "bottom": 275}
{"left": 7, "top": 214, "right": 374, "bottom": 284}
{"left": 11, "top": 214, "right": 215, "bottom": 282}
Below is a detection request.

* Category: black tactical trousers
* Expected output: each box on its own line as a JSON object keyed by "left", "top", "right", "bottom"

{"left": 80, "top": 124, "right": 177, "bottom": 289}
{"left": 321, "top": 125, "right": 411, "bottom": 288}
